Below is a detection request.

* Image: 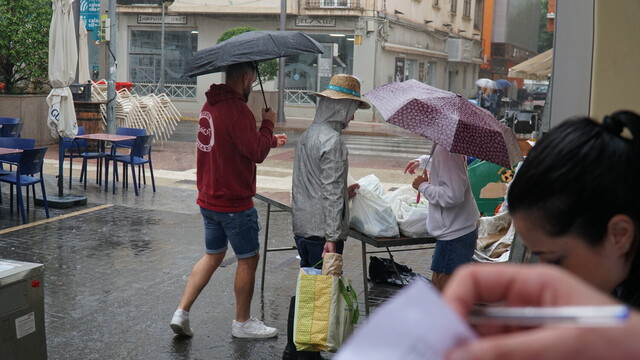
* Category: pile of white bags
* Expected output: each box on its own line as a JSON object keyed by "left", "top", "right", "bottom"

{"left": 384, "top": 186, "right": 430, "bottom": 238}
{"left": 349, "top": 175, "right": 399, "bottom": 237}
{"left": 349, "top": 175, "right": 431, "bottom": 238}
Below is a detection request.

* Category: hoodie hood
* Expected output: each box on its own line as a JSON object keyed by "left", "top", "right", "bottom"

{"left": 312, "top": 97, "right": 359, "bottom": 132}
{"left": 205, "top": 84, "right": 244, "bottom": 107}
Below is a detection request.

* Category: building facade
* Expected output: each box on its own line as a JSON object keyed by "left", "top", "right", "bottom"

{"left": 479, "top": 0, "right": 540, "bottom": 80}
{"left": 112, "top": 0, "right": 483, "bottom": 120}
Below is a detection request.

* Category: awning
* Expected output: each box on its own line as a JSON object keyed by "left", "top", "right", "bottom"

{"left": 508, "top": 48, "right": 553, "bottom": 80}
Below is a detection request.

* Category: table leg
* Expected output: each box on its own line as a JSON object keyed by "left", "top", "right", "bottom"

{"left": 386, "top": 247, "right": 406, "bottom": 286}
{"left": 260, "top": 202, "right": 271, "bottom": 293}
{"left": 361, "top": 241, "right": 370, "bottom": 316}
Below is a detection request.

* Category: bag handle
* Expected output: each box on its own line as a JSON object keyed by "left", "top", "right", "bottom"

{"left": 338, "top": 278, "right": 360, "bottom": 325}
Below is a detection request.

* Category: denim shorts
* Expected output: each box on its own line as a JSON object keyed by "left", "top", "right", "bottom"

{"left": 430, "top": 229, "right": 478, "bottom": 274}
{"left": 200, "top": 206, "right": 260, "bottom": 259}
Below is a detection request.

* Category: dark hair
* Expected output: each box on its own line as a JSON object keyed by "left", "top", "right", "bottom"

{"left": 226, "top": 62, "right": 257, "bottom": 81}
{"left": 507, "top": 110, "right": 640, "bottom": 307}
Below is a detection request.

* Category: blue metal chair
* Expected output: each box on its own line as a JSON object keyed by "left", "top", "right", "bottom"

{"left": 0, "top": 117, "right": 20, "bottom": 124}
{"left": 0, "top": 122, "right": 23, "bottom": 138}
{"left": 107, "top": 135, "right": 155, "bottom": 196}
{"left": 0, "top": 147, "right": 50, "bottom": 224}
{"left": 0, "top": 137, "right": 36, "bottom": 169}
{"left": 110, "top": 127, "right": 147, "bottom": 184}
{"left": 62, "top": 126, "right": 88, "bottom": 189}
{"left": 0, "top": 138, "right": 36, "bottom": 206}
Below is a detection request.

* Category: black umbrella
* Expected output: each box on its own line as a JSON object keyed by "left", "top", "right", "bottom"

{"left": 183, "top": 31, "right": 324, "bottom": 108}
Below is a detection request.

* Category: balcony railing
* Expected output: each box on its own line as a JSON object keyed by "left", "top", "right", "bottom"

{"left": 304, "top": 0, "right": 362, "bottom": 9}
{"left": 133, "top": 83, "right": 197, "bottom": 99}
{"left": 285, "top": 89, "right": 315, "bottom": 105}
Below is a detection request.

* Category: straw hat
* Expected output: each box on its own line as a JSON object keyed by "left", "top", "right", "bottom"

{"left": 314, "top": 74, "right": 371, "bottom": 109}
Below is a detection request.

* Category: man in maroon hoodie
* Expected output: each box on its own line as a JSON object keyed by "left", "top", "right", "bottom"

{"left": 170, "top": 62, "right": 286, "bottom": 339}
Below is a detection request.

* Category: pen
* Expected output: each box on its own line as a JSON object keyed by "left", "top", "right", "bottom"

{"left": 468, "top": 305, "right": 630, "bottom": 327}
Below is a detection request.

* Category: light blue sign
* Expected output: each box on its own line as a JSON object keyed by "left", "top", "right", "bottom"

{"left": 80, "top": 0, "right": 101, "bottom": 30}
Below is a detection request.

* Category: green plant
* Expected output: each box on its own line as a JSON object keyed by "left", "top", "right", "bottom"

{"left": 217, "top": 26, "right": 278, "bottom": 82}
{"left": 538, "top": 0, "right": 553, "bottom": 53}
{"left": 0, "top": 0, "right": 51, "bottom": 94}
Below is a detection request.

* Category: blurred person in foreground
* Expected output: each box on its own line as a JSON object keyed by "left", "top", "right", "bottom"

{"left": 283, "top": 74, "right": 370, "bottom": 359}
{"left": 443, "top": 264, "right": 640, "bottom": 360}
{"left": 507, "top": 110, "right": 640, "bottom": 307}
{"left": 170, "top": 61, "right": 287, "bottom": 338}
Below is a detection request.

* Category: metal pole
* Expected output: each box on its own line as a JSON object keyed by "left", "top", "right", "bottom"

{"left": 158, "top": 3, "right": 166, "bottom": 94}
{"left": 106, "top": 0, "right": 116, "bottom": 134}
{"left": 277, "top": 0, "right": 286, "bottom": 122}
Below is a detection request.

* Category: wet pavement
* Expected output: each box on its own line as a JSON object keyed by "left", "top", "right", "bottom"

{"left": 0, "top": 117, "right": 434, "bottom": 359}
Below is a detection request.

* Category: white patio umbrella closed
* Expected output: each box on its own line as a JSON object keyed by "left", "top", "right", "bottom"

{"left": 77, "top": 17, "right": 91, "bottom": 84}
{"left": 47, "top": 0, "right": 78, "bottom": 139}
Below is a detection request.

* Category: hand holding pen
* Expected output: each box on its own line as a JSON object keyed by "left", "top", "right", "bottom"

{"left": 442, "top": 264, "right": 640, "bottom": 360}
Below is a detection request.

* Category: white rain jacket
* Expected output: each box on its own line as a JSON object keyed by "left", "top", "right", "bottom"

{"left": 417, "top": 145, "right": 480, "bottom": 240}
{"left": 292, "top": 97, "right": 358, "bottom": 242}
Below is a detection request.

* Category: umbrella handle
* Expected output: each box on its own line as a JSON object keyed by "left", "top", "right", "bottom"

{"left": 255, "top": 65, "right": 269, "bottom": 110}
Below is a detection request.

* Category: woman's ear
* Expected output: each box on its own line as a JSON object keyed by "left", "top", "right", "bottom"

{"left": 606, "top": 214, "right": 635, "bottom": 256}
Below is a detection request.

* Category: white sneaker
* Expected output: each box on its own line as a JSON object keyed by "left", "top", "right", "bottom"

{"left": 170, "top": 309, "right": 194, "bottom": 337}
{"left": 231, "top": 317, "right": 278, "bottom": 338}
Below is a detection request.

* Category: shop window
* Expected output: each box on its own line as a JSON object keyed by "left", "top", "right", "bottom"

{"left": 284, "top": 33, "right": 353, "bottom": 96}
{"left": 129, "top": 29, "right": 197, "bottom": 96}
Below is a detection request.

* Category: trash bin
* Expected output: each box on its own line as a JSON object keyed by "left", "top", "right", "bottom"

{"left": 468, "top": 159, "right": 514, "bottom": 216}
{"left": 0, "top": 260, "right": 47, "bottom": 359}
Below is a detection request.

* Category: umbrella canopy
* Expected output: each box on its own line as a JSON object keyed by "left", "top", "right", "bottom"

{"left": 46, "top": 0, "right": 78, "bottom": 139}
{"left": 475, "top": 78, "right": 497, "bottom": 89}
{"left": 364, "top": 80, "right": 522, "bottom": 168}
{"left": 494, "top": 79, "right": 512, "bottom": 89}
{"left": 183, "top": 30, "right": 324, "bottom": 78}
{"left": 508, "top": 48, "right": 553, "bottom": 80}
{"left": 78, "top": 18, "right": 90, "bottom": 84}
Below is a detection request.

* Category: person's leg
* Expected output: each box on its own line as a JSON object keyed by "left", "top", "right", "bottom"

{"left": 235, "top": 253, "right": 259, "bottom": 322}
{"left": 430, "top": 229, "right": 478, "bottom": 291}
{"left": 178, "top": 252, "right": 226, "bottom": 311}
{"left": 227, "top": 207, "right": 278, "bottom": 338}
{"left": 171, "top": 207, "right": 228, "bottom": 336}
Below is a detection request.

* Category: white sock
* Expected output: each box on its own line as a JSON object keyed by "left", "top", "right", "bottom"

{"left": 175, "top": 309, "right": 189, "bottom": 317}
{"left": 235, "top": 319, "right": 248, "bottom": 325}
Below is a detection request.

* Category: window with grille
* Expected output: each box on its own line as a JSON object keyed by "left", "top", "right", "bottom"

{"left": 129, "top": 29, "right": 197, "bottom": 95}
{"left": 451, "top": 0, "right": 457, "bottom": 13}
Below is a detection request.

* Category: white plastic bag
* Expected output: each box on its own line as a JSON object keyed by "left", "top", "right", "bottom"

{"left": 356, "top": 174, "right": 384, "bottom": 197}
{"left": 383, "top": 186, "right": 430, "bottom": 238}
{"left": 350, "top": 184, "right": 399, "bottom": 238}
{"left": 395, "top": 196, "right": 430, "bottom": 238}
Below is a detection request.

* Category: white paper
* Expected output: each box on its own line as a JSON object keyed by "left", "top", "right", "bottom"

{"left": 15, "top": 312, "right": 36, "bottom": 339}
{"left": 335, "top": 280, "right": 477, "bottom": 360}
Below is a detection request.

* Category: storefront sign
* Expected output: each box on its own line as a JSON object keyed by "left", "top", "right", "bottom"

{"left": 80, "top": 0, "right": 101, "bottom": 30}
{"left": 295, "top": 17, "right": 336, "bottom": 27}
{"left": 137, "top": 15, "right": 187, "bottom": 25}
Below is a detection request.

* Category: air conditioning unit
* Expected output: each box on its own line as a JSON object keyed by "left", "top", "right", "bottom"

{"left": 446, "top": 38, "right": 472, "bottom": 62}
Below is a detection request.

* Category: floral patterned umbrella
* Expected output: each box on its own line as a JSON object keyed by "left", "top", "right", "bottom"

{"left": 364, "top": 80, "right": 522, "bottom": 168}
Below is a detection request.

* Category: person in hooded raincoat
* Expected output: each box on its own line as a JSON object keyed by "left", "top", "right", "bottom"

{"left": 283, "top": 74, "right": 370, "bottom": 359}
